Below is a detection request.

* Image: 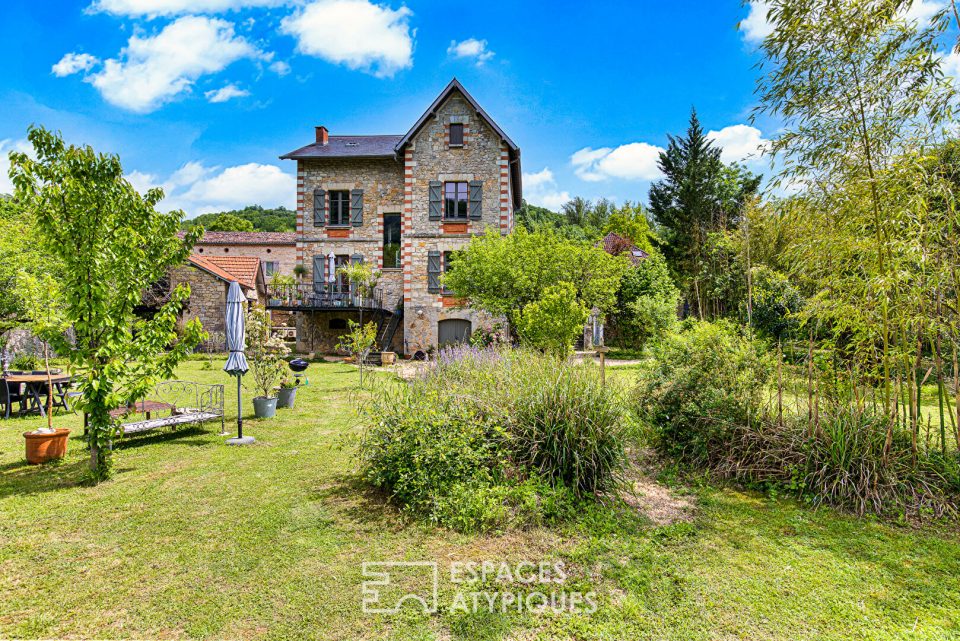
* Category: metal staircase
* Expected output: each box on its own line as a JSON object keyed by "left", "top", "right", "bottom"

{"left": 362, "top": 297, "right": 404, "bottom": 365}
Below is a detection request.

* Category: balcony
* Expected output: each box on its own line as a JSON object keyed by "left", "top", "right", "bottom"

{"left": 265, "top": 284, "right": 386, "bottom": 312}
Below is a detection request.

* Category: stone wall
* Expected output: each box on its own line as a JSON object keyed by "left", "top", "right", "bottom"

{"left": 170, "top": 265, "right": 229, "bottom": 347}
{"left": 401, "top": 90, "right": 513, "bottom": 352}
{"left": 291, "top": 87, "right": 515, "bottom": 355}
{"left": 296, "top": 310, "right": 404, "bottom": 354}
{"left": 194, "top": 243, "right": 297, "bottom": 277}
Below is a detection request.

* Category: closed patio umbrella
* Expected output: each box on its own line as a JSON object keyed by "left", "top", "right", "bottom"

{"left": 223, "top": 281, "right": 253, "bottom": 445}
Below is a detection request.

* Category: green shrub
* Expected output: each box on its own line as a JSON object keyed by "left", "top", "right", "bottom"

{"left": 635, "top": 321, "right": 772, "bottom": 466}
{"left": 11, "top": 352, "right": 41, "bottom": 370}
{"left": 359, "top": 346, "right": 626, "bottom": 531}
{"left": 719, "top": 407, "right": 960, "bottom": 518}
{"left": 515, "top": 282, "right": 589, "bottom": 355}
{"left": 612, "top": 250, "right": 680, "bottom": 349}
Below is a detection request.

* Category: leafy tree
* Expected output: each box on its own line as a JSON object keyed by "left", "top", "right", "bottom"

{"left": 611, "top": 251, "right": 680, "bottom": 349}
{"left": 515, "top": 282, "right": 590, "bottom": 355}
{"left": 9, "top": 127, "right": 206, "bottom": 480}
{"left": 649, "top": 110, "right": 760, "bottom": 318}
{"left": 444, "top": 228, "right": 630, "bottom": 337}
{"left": 746, "top": 265, "right": 803, "bottom": 341}
{"left": 182, "top": 205, "right": 296, "bottom": 232}
{"left": 755, "top": 0, "right": 954, "bottom": 446}
{"left": 205, "top": 213, "right": 254, "bottom": 232}
{"left": 601, "top": 201, "right": 657, "bottom": 255}
{"left": 338, "top": 320, "right": 377, "bottom": 386}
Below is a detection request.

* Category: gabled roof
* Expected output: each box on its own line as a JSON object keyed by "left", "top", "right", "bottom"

{"left": 393, "top": 78, "right": 520, "bottom": 154}
{"left": 601, "top": 232, "right": 649, "bottom": 265}
{"left": 186, "top": 254, "right": 262, "bottom": 291}
{"left": 280, "top": 135, "right": 403, "bottom": 160}
{"left": 205, "top": 256, "right": 262, "bottom": 290}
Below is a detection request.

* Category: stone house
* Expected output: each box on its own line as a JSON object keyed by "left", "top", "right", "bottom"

{"left": 169, "top": 254, "right": 266, "bottom": 349}
{"left": 273, "top": 79, "right": 522, "bottom": 356}
{"left": 183, "top": 231, "right": 297, "bottom": 279}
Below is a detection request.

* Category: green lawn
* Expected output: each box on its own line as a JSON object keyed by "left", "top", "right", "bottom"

{"left": 1, "top": 359, "right": 959, "bottom": 640}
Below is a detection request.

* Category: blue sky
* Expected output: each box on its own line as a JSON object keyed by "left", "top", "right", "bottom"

{"left": 0, "top": 0, "right": 951, "bottom": 216}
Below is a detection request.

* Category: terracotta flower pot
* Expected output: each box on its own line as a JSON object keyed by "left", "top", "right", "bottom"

{"left": 381, "top": 352, "right": 396, "bottom": 365}
{"left": 23, "top": 428, "right": 71, "bottom": 465}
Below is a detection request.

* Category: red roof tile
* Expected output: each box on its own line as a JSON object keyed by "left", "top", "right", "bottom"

{"left": 186, "top": 254, "right": 260, "bottom": 291}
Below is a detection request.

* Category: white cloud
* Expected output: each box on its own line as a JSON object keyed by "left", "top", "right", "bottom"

{"left": 129, "top": 161, "right": 295, "bottom": 215}
{"left": 741, "top": 0, "right": 773, "bottom": 44}
{"left": 269, "top": 60, "right": 291, "bottom": 76}
{"left": 571, "top": 143, "right": 664, "bottom": 182}
{"left": 88, "top": 0, "right": 286, "bottom": 18}
{"left": 281, "top": 0, "right": 414, "bottom": 78}
{"left": 84, "top": 16, "right": 260, "bottom": 113}
{"left": 939, "top": 50, "right": 960, "bottom": 78}
{"left": 0, "top": 139, "right": 33, "bottom": 195}
{"left": 522, "top": 167, "right": 570, "bottom": 210}
{"left": 706, "top": 124, "right": 770, "bottom": 165}
{"left": 205, "top": 83, "right": 250, "bottom": 103}
{"left": 902, "top": 0, "right": 945, "bottom": 25}
{"left": 447, "top": 38, "right": 494, "bottom": 65}
{"left": 742, "top": 0, "right": 944, "bottom": 44}
{"left": 51, "top": 52, "right": 99, "bottom": 77}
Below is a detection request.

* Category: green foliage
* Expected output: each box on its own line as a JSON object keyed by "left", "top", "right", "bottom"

{"left": 10, "top": 353, "right": 41, "bottom": 370}
{"left": 516, "top": 198, "right": 658, "bottom": 250}
{"left": 336, "top": 320, "right": 377, "bottom": 386}
{"left": 444, "top": 228, "right": 629, "bottom": 333}
{"left": 515, "top": 282, "right": 589, "bottom": 355}
{"left": 334, "top": 261, "right": 381, "bottom": 300}
{"left": 360, "top": 347, "right": 625, "bottom": 530}
{"left": 245, "top": 304, "right": 290, "bottom": 399}
{"left": 636, "top": 321, "right": 772, "bottom": 466}
{"left": 182, "top": 205, "right": 295, "bottom": 232}
{"left": 602, "top": 202, "right": 656, "bottom": 254}
{"left": 9, "top": 126, "right": 206, "bottom": 480}
{"left": 612, "top": 251, "right": 680, "bottom": 349}
{"left": 747, "top": 265, "right": 803, "bottom": 340}
{"left": 203, "top": 213, "right": 254, "bottom": 232}
{"left": 649, "top": 110, "right": 761, "bottom": 317}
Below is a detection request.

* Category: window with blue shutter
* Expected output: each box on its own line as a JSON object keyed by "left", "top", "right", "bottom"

{"left": 350, "top": 189, "right": 363, "bottom": 227}
{"left": 469, "top": 181, "right": 483, "bottom": 220}
{"left": 428, "top": 181, "right": 442, "bottom": 220}
{"left": 313, "top": 189, "right": 326, "bottom": 226}
{"left": 427, "top": 251, "right": 441, "bottom": 293}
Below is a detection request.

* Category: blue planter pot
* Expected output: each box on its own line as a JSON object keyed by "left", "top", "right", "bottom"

{"left": 253, "top": 396, "right": 277, "bottom": 418}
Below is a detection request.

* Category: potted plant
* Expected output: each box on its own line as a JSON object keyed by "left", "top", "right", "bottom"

{"left": 246, "top": 304, "right": 290, "bottom": 419}
{"left": 277, "top": 377, "right": 300, "bottom": 409}
{"left": 381, "top": 351, "right": 397, "bottom": 365}
{"left": 17, "top": 273, "right": 71, "bottom": 464}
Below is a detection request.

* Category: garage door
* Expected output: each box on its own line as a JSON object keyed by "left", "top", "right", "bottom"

{"left": 438, "top": 319, "right": 472, "bottom": 347}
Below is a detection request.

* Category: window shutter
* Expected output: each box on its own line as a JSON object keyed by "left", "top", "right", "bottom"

{"left": 312, "top": 255, "right": 325, "bottom": 293}
{"left": 469, "top": 180, "right": 483, "bottom": 220}
{"left": 427, "top": 250, "right": 441, "bottom": 293}
{"left": 351, "top": 253, "right": 364, "bottom": 265}
{"left": 351, "top": 189, "right": 363, "bottom": 227}
{"left": 313, "top": 189, "right": 326, "bottom": 226}
{"left": 428, "top": 181, "right": 442, "bottom": 220}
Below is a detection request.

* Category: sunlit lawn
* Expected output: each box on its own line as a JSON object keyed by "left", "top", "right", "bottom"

{"left": 0, "top": 358, "right": 958, "bottom": 640}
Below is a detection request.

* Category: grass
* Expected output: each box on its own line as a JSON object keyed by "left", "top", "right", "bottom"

{"left": 0, "top": 359, "right": 958, "bottom": 639}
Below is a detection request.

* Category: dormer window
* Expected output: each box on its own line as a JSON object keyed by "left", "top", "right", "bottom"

{"left": 449, "top": 123, "right": 464, "bottom": 147}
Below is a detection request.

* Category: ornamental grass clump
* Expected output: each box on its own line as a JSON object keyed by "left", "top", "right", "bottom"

{"left": 359, "top": 346, "right": 627, "bottom": 531}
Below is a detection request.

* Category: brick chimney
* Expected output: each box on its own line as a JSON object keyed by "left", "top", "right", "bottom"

{"left": 315, "top": 126, "right": 329, "bottom": 146}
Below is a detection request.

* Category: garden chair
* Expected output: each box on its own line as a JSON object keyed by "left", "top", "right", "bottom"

{"left": 1, "top": 376, "right": 25, "bottom": 419}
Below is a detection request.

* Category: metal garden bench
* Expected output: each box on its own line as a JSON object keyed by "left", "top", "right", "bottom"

{"left": 117, "top": 381, "right": 224, "bottom": 436}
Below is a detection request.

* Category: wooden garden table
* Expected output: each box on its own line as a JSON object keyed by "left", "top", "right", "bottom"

{"left": 4, "top": 373, "right": 73, "bottom": 417}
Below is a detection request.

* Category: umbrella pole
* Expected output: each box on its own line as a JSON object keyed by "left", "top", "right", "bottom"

{"left": 237, "top": 376, "right": 243, "bottom": 439}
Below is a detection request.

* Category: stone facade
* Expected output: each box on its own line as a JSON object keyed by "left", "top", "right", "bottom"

{"left": 170, "top": 264, "right": 231, "bottom": 339}
{"left": 285, "top": 80, "right": 522, "bottom": 355}
{"left": 189, "top": 232, "right": 297, "bottom": 278}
